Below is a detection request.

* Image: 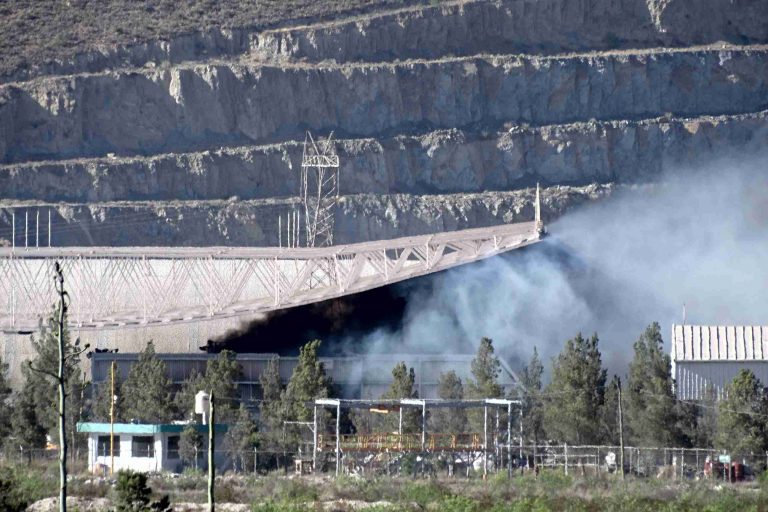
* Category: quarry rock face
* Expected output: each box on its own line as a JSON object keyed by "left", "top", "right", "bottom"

{"left": 3, "top": 48, "right": 768, "bottom": 163}
{"left": 0, "top": 0, "right": 764, "bottom": 248}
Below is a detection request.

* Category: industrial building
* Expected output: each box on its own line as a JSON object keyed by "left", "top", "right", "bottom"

{"left": 90, "top": 351, "right": 520, "bottom": 401}
{"left": 77, "top": 422, "right": 228, "bottom": 474}
{"left": 671, "top": 324, "right": 768, "bottom": 400}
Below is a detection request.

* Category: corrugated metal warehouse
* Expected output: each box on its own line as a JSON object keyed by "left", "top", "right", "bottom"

{"left": 671, "top": 324, "right": 768, "bottom": 400}
{"left": 91, "top": 352, "right": 519, "bottom": 401}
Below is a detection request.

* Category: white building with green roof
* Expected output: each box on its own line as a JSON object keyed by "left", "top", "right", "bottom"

{"left": 77, "top": 422, "right": 228, "bottom": 474}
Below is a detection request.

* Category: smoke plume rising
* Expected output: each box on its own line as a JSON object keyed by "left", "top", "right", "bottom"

{"left": 341, "top": 153, "right": 768, "bottom": 376}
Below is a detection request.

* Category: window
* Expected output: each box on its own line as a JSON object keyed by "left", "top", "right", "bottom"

{"left": 167, "top": 436, "right": 180, "bottom": 459}
{"left": 97, "top": 436, "right": 120, "bottom": 457}
{"left": 132, "top": 436, "right": 155, "bottom": 458}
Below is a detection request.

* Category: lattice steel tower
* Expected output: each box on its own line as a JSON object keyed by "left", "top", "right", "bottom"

{"left": 300, "top": 132, "right": 340, "bottom": 247}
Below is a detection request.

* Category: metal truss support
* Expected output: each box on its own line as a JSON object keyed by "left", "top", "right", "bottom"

{"left": 300, "top": 132, "right": 340, "bottom": 248}
{"left": 0, "top": 221, "right": 541, "bottom": 332}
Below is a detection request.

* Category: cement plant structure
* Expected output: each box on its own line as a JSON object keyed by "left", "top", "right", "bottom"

{"left": 0, "top": 193, "right": 543, "bottom": 382}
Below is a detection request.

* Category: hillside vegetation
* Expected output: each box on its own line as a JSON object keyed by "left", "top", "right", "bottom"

{"left": 0, "top": 0, "right": 420, "bottom": 78}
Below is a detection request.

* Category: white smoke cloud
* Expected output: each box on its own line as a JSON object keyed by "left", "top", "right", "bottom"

{"left": 348, "top": 152, "right": 768, "bottom": 377}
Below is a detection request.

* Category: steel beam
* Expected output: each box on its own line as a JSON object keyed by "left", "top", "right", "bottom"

{"left": 0, "top": 221, "right": 540, "bottom": 332}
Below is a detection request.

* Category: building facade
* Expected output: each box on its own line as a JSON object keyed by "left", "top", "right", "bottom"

{"left": 671, "top": 324, "right": 768, "bottom": 400}
{"left": 77, "top": 422, "right": 228, "bottom": 474}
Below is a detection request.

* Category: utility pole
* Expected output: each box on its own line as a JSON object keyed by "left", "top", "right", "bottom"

{"left": 56, "top": 264, "right": 67, "bottom": 512}
{"left": 208, "top": 390, "right": 215, "bottom": 512}
{"left": 110, "top": 361, "right": 116, "bottom": 475}
{"left": 617, "top": 378, "right": 625, "bottom": 480}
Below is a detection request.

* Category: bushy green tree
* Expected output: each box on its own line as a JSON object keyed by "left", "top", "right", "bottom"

{"left": 431, "top": 370, "right": 467, "bottom": 434}
{"left": 121, "top": 341, "right": 175, "bottom": 423}
{"left": 519, "top": 348, "right": 545, "bottom": 445}
{"left": 543, "top": 333, "right": 607, "bottom": 445}
{"left": 717, "top": 369, "right": 768, "bottom": 454}
{"left": 225, "top": 404, "right": 258, "bottom": 472}
{"left": 466, "top": 337, "right": 504, "bottom": 432}
{"left": 625, "top": 323, "right": 680, "bottom": 446}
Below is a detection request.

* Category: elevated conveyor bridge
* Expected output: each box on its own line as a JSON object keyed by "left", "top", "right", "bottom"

{"left": 0, "top": 220, "right": 542, "bottom": 333}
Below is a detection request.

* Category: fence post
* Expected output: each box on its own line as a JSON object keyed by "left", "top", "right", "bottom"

{"left": 564, "top": 443, "right": 568, "bottom": 476}
{"left": 681, "top": 449, "right": 685, "bottom": 480}
{"left": 596, "top": 446, "right": 600, "bottom": 474}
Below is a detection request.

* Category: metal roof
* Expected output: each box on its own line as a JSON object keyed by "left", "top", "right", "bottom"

{"left": 314, "top": 398, "right": 521, "bottom": 409}
{"left": 671, "top": 324, "right": 768, "bottom": 362}
{"left": 76, "top": 422, "right": 228, "bottom": 434}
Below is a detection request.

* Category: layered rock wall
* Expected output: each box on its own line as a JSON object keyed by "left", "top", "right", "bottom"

{"left": 1, "top": 111, "right": 766, "bottom": 202}
{"left": 3, "top": 0, "right": 767, "bottom": 84}
{"left": 3, "top": 48, "right": 768, "bottom": 163}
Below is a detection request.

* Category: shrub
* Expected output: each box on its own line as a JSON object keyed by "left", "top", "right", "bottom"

{"left": 114, "top": 469, "right": 171, "bottom": 512}
{"left": 0, "top": 464, "right": 55, "bottom": 512}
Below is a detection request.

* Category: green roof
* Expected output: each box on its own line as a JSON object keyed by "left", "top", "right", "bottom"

{"left": 77, "top": 422, "right": 227, "bottom": 434}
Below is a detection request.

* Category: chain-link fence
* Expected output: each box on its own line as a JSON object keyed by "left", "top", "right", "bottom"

{"left": 5, "top": 443, "right": 766, "bottom": 481}
{"left": 521, "top": 444, "right": 768, "bottom": 480}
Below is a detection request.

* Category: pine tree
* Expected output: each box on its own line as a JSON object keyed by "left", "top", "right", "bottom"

{"left": 600, "top": 375, "right": 621, "bottom": 445}
{"left": 716, "top": 369, "right": 768, "bottom": 454}
{"left": 381, "top": 362, "right": 420, "bottom": 433}
{"left": 90, "top": 365, "right": 124, "bottom": 423}
{"left": 0, "top": 356, "right": 12, "bottom": 443}
{"left": 692, "top": 384, "right": 719, "bottom": 448}
{"left": 224, "top": 404, "right": 258, "bottom": 472}
{"left": 280, "top": 341, "right": 333, "bottom": 460}
{"left": 179, "top": 423, "right": 203, "bottom": 471}
{"left": 10, "top": 387, "right": 47, "bottom": 452}
{"left": 175, "top": 351, "right": 242, "bottom": 422}
{"left": 257, "top": 358, "right": 284, "bottom": 455}
{"left": 519, "top": 348, "right": 545, "bottom": 445}
{"left": 467, "top": 338, "right": 504, "bottom": 398}
{"left": 466, "top": 337, "right": 504, "bottom": 432}
{"left": 431, "top": 370, "right": 467, "bottom": 434}
{"left": 543, "top": 333, "right": 607, "bottom": 445}
{"left": 121, "top": 341, "right": 175, "bottom": 423}
{"left": 203, "top": 350, "right": 242, "bottom": 417}
{"left": 14, "top": 306, "right": 86, "bottom": 449}
{"left": 281, "top": 340, "right": 332, "bottom": 422}
{"left": 625, "top": 323, "right": 680, "bottom": 446}
{"left": 174, "top": 370, "right": 205, "bottom": 421}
